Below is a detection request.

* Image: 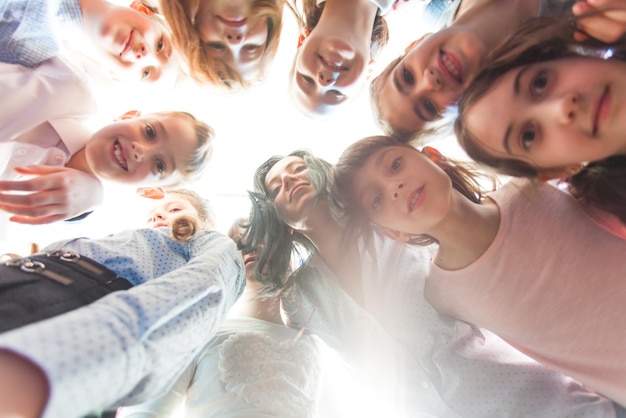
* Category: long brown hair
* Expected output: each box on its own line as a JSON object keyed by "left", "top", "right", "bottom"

{"left": 333, "top": 136, "right": 494, "bottom": 246}
{"left": 160, "top": 0, "right": 284, "bottom": 90}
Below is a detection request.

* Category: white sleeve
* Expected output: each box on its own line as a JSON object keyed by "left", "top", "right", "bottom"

{"left": 0, "top": 233, "right": 245, "bottom": 418}
{"left": 0, "top": 56, "right": 96, "bottom": 142}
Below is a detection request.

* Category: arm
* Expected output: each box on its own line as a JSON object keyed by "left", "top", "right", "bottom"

{"left": 0, "top": 165, "right": 103, "bottom": 224}
{"left": 573, "top": 0, "right": 626, "bottom": 42}
{"left": 0, "top": 232, "right": 245, "bottom": 418}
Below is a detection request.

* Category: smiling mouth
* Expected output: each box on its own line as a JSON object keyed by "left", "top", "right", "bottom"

{"left": 120, "top": 30, "right": 134, "bottom": 58}
{"left": 319, "top": 55, "right": 348, "bottom": 72}
{"left": 439, "top": 50, "right": 463, "bottom": 84}
{"left": 592, "top": 86, "right": 611, "bottom": 136}
{"left": 113, "top": 140, "right": 128, "bottom": 171}
{"left": 407, "top": 186, "right": 425, "bottom": 213}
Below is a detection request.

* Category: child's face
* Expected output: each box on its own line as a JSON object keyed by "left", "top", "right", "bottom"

{"left": 194, "top": 0, "right": 269, "bottom": 81}
{"left": 92, "top": 5, "right": 177, "bottom": 82}
{"left": 350, "top": 145, "right": 452, "bottom": 236}
{"left": 85, "top": 113, "right": 198, "bottom": 186}
{"left": 291, "top": 32, "right": 368, "bottom": 116}
{"left": 264, "top": 156, "right": 317, "bottom": 229}
{"left": 147, "top": 193, "right": 200, "bottom": 228}
{"left": 464, "top": 57, "right": 626, "bottom": 172}
{"left": 376, "top": 28, "right": 485, "bottom": 135}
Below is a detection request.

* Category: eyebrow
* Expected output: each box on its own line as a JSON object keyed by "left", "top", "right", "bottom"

{"left": 502, "top": 66, "right": 530, "bottom": 154}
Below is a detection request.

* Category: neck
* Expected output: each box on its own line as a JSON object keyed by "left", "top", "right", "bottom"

{"left": 453, "top": 0, "right": 541, "bottom": 52}
{"left": 297, "top": 199, "right": 364, "bottom": 304}
{"left": 66, "top": 148, "right": 96, "bottom": 176}
{"left": 316, "top": 0, "right": 378, "bottom": 49}
{"left": 228, "top": 282, "right": 283, "bottom": 324}
{"left": 429, "top": 192, "right": 500, "bottom": 271}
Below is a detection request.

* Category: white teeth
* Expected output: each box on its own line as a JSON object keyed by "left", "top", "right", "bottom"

{"left": 114, "top": 142, "right": 128, "bottom": 171}
{"left": 441, "top": 53, "right": 459, "bottom": 80}
{"left": 409, "top": 189, "right": 421, "bottom": 211}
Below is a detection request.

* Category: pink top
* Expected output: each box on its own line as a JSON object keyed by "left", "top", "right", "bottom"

{"left": 425, "top": 178, "right": 626, "bottom": 406}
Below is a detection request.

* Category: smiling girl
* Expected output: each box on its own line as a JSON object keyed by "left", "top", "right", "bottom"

{"left": 455, "top": 17, "right": 626, "bottom": 225}
{"left": 334, "top": 135, "right": 626, "bottom": 407}
{"left": 159, "top": 0, "right": 284, "bottom": 90}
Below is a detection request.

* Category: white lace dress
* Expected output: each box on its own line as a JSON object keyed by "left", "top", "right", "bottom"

{"left": 117, "top": 317, "right": 323, "bottom": 418}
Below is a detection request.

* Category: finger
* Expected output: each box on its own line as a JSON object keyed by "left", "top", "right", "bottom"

{"left": 13, "top": 165, "right": 67, "bottom": 175}
{"left": 0, "top": 190, "right": 59, "bottom": 207}
{"left": 576, "top": 17, "right": 625, "bottom": 42}
{"left": 0, "top": 177, "right": 56, "bottom": 193}
{"left": 0, "top": 202, "right": 62, "bottom": 218}
{"left": 9, "top": 214, "right": 67, "bottom": 225}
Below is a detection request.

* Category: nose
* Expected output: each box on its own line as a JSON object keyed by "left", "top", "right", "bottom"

{"left": 318, "top": 70, "right": 337, "bottom": 87}
{"left": 424, "top": 67, "right": 442, "bottom": 91}
{"left": 134, "top": 41, "right": 147, "bottom": 60}
{"left": 225, "top": 29, "right": 244, "bottom": 45}
{"left": 556, "top": 93, "right": 578, "bottom": 124}
{"left": 388, "top": 180, "right": 405, "bottom": 200}
{"left": 131, "top": 142, "right": 151, "bottom": 162}
{"left": 152, "top": 212, "right": 165, "bottom": 223}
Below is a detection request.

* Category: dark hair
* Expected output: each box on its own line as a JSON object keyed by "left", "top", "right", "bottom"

{"left": 288, "top": 0, "right": 389, "bottom": 60}
{"left": 241, "top": 150, "right": 334, "bottom": 291}
{"left": 455, "top": 16, "right": 626, "bottom": 222}
{"left": 160, "top": 0, "right": 284, "bottom": 91}
{"left": 333, "top": 135, "right": 494, "bottom": 246}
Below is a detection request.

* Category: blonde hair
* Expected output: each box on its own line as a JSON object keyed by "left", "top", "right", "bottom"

{"left": 157, "top": 111, "right": 214, "bottom": 181}
{"left": 160, "top": 0, "right": 284, "bottom": 91}
{"left": 163, "top": 188, "right": 215, "bottom": 242}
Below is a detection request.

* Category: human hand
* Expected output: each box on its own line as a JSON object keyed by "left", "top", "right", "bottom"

{"left": 0, "top": 165, "right": 104, "bottom": 224}
{"left": 0, "top": 349, "right": 49, "bottom": 418}
{"left": 573, "top": 0, "right": 626, "bottom": 42}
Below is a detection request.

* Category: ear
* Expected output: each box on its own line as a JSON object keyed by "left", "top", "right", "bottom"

{"left": 538, "top": 164, "right": 586, "bottom": 181}
{"left": 297, "top": 29, "right": 310, "bottom": 48}
{"left": 129, "top": 0, "right": 155, "bottom": 16}
{"left": 137, "top": 187, "right": 165, "bottom": 199}
{"left": 380, "top": 227, "right": 412, "bottom": 243}
{"left": 404, "top": 33, "right": 431, "bottom": 53}
{"left": 422, "top": 146, "right": 445, "bottom": 164}
{"left": 115, "top": 110, "right": 141, "bottom": 121}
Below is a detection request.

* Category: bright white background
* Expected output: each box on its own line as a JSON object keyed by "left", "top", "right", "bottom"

{"left": 0, "top": 1, "right": 468, "bottom": 255}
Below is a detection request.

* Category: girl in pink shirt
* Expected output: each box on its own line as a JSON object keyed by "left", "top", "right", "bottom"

{"left": 333, "top": 135, "right": 626, "bottom": 407}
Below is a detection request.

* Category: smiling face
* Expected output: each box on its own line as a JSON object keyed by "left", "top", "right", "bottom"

{"left": 376, "top": 28, "right": 486, "bottom": 136}
{"left": 92, "top": 5, "right": 177, "bottom": 82}
{"left": 194, "top": 0, "right": 270, "bottom": 81}
{"left": 84, "top": 113, "right": 198, "bottom": 186}
{"left": 291, "top": 31, "right": 368, "bottom": 116}
{"left": 464, "top": 57, "right": 626, "bottom": 174}
{"left": 147, "top": 193, "right": 200, "bottom": 228}
{"left": 351, "top": 145, "right": 452, "bottom": 236}
{"left": 263, "top": 156, "right": 319, "bottom": 229}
